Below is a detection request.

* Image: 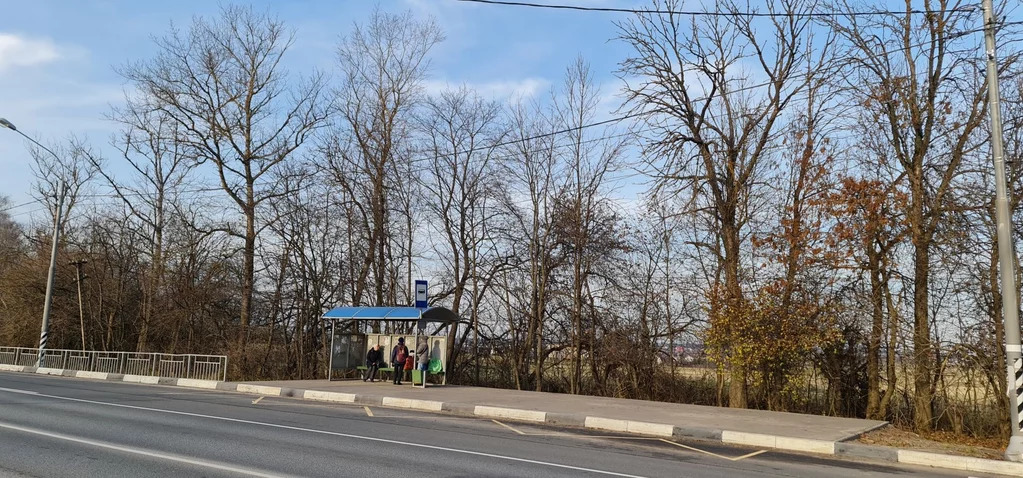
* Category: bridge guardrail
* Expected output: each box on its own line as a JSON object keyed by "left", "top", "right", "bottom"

{"left": 0, "top": 347, "right": 227, "bottom": 381}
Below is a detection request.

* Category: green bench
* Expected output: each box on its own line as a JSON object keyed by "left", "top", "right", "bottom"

{"left": 356, "top": 365, "right": 393, "bottom": 380}
{"left": 355, "top": 364, "right": 445, "bottom": 382}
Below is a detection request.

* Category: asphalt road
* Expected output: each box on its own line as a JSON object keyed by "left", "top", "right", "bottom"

{"left": 0, "top": 371, "right": 1000, "bottom": 478}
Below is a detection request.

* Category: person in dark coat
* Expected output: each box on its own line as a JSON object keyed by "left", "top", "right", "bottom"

{"left": 364, "top": 344, "right": 383, "bottom": 382}
{"left": 390, "top": 337, "right": 409, "bottom": 385}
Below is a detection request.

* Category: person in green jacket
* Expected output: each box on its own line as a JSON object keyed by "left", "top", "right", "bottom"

{"left": 415, "top": 337, "right": 429, "bottom": 387}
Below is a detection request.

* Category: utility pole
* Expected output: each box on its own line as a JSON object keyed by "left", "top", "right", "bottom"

{"left": 70, "top": 259, "right": 88, "bottom": 350}
{"left": 981, "top": 0, "right": 1023, "bottom": 462}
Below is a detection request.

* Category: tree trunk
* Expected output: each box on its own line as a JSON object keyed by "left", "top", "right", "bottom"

{"left": 239, "top": 201, "right": 256, "bottom": 375}
{"left": 866, "top": 249, "right": 884, "bottom": 419}
{"left": 911, "top": 220, "right": 933, "bottom": 432}
{"left": 722, "top": 215, "right": 746, "bottom": 409}
{"left": 879, "top": 266, "right": 898, "bottom": 415}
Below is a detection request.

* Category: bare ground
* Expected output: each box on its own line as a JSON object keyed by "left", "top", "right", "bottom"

{"left": 856, "top": 426, "right": 1006, "bottom": 460}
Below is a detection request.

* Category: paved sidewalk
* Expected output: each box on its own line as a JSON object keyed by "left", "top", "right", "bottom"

{"left": 242, "top": 379, "right": 883, "bottom": 443}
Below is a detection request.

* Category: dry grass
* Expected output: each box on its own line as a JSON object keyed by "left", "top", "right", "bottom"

{"left": 857, "top": 425, "right": 1006, "bottom": 460}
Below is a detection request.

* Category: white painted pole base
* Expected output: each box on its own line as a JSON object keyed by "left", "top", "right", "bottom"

{"left": 1007, "top": 435, "right": 1023, "bottom": 462}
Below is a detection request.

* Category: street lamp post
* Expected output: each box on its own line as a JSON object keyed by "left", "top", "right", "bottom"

{"left": 980, "top": 0, "right": 1023, "bottom": 461}
{"left": 1, "top": 117, "right": 66, "bottom": 368}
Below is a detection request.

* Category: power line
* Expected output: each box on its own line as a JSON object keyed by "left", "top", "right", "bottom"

{"left": 0, "top": 186, "right": 226, "bottom": 213}
{"left": 77, "top": 186, "right": 224, "bottom": 200}
{"left": 0, "top": 200, "right": 39, "bottom": 213}
{"left": 456, "top": 0, "right": 978, "bottom": 17}
{"left": 9, "top": 206, "right": 49, "bottom": 219}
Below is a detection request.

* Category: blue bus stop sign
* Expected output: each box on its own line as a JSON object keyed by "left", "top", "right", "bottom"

{"left": 415, "top": 280, "right": 428, "bottom": 308}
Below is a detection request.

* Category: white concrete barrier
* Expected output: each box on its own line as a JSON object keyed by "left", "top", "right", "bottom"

{"left": 303, "top": 390, "right": 356, "bottom": 403}
{"left": 382, "top": 397, "right": 444, "bottom": 411}
{"left": 584, "top": 417, "right": 629, "bottom": 433}
{"left": 626, "top": 421, "right": 675, "bottom": 437}
{"left": 774, "top": 436, "right": 836, "bottom": 454}
{"left": 176, "top": 378, "right": 220, "bottom": 389}
{"left": 474, "top": 406, "right": 546, "bottom": 422}
{"left": 236, "top": 384, "right": 282, "bottom": 396}
{"left": 122, "top": 374, "right": 160, "bottom": 384}
{"left": 721, "top": 431, "right": 777, "bottom": 448}
{"left": 74, "top": 371, "right": 109, "bottom": 380}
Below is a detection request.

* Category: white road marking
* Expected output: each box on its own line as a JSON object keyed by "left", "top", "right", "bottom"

{"left": 365, "top": 415, "right": 470, "bottom": 420}
{"left": 252, "top": 396, "right": 264, "bottom": 405}
{"left": 0, "top": 421, "right": 286, "bottom": 477}
{"left": 492, "top": 419, "right": 573, "bottom": 436}
{"left": 492, "top": 413, "right": 769, "bottom": 462}
{"left": 658, "top": 439, "right": 768, "bottom": 461}
{"left": 0, "top": 387, "right": 38, "bottom": 395}
{"left": 0, "top": 386, "right": 649, "bottom": 478}
{"left": 491, "top": 420, "right": 662, "bottom": 439}
{"left": 363, "top": 406, "right": 374, "bottom": 417}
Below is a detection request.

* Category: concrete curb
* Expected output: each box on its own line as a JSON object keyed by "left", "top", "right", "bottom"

{"left": 4, "top": 366, "right": 1023, "bottom": 477}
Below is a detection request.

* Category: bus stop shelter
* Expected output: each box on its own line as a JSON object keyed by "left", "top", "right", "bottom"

{"left": 323, "top": 306, "right": 457, "bottom": 384}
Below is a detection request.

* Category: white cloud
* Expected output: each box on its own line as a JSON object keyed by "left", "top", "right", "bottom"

{"left": 424, "top": 77, "right": 550, "bottom": 101}
{"left": 0, "top": 34, "right": 61, "bottom": 72}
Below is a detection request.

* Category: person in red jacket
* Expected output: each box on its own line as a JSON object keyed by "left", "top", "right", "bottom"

{"left": 390, "top": 337, "right": 409, "bottom": 385}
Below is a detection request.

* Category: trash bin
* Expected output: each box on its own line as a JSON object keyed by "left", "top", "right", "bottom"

{"left": 412, "top": 369, "right": 424, "bottom": 385}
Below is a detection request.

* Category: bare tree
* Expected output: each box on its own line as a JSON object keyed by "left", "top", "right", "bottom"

{"left": 617, "top": 0, "right": 822, "bottom": 408}
{"left": 501, "top": 98, "right": 565, "bottom": 392}
{"left": 0, "top": 196, "right": 27, "bottom": 340}
{"left": 325, "top": 8, "right": 443, "bottom": 309}
{"left": 29, "top": 137, "right": 99, "bottom": 234}
{"left": 551, "top": 58, "right": 627, "bottom": 394}
{"left": 828, "top": 0, "right": 989, "bottom": 431}
{"left": 121, "top": 5, "right": 328, "bottom": 367}
{"left": 264, "top": 179, "right": 346, "bottom": 379}
{"left": 90, "top": 94, "right": 196, "bottom": 351}
{"left": 0, "top": 197, "right": 23, "bottom": 264}
{"left": 419, "top": 85, "right": 506, "bottom": 375}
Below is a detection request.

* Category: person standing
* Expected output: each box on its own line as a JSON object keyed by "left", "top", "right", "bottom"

{"left": 391, "top": 337, "right": 409, "bottom": 385}
{"left": 415, "top": 337, "right": 429, "bottom": 388}
{"left": 364, "top": 344, "right": 383, "bottom": 382}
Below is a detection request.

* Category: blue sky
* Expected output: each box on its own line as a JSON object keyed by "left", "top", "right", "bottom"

{"left": 0, "top": 0, "right": 647, "bottom": 221}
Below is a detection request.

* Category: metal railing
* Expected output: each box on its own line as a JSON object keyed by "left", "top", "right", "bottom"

{"left": 0, "top": 347, "right": 227, "bottom": 381}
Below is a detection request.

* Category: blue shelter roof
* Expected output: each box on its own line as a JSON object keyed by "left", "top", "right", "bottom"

{"left": 322, "top": 306, "right": 457, "bottom": 324}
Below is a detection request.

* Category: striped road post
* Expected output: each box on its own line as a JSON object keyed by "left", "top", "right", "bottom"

{"left": 1014, "top": 357, "right": 1023, "bottom": 434}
